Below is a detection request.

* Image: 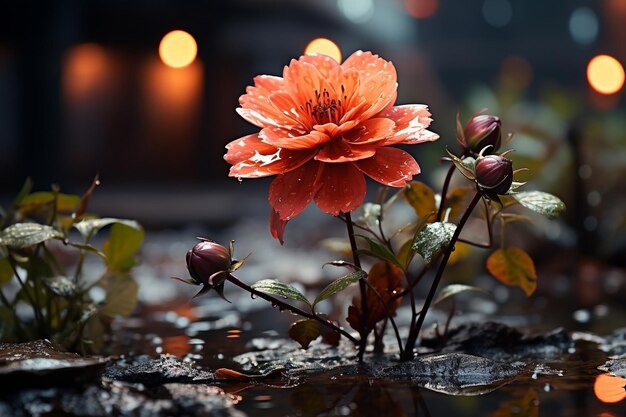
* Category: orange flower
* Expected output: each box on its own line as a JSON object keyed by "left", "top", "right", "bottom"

{"left": 224, "top": 51, "right": 438, "bottom": 242}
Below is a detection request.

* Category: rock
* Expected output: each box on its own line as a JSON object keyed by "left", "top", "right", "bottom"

{"left": 104, "top": 354, "right": 215, "bottom": 385}
{"left": 598, "top": 357, "right": 626, "bottom": 378}
{"left": 422, "top": 321, "right": 573, "bottom": 361}
{"left": 376, "top": 352, "right": 524, "bottom": 395}
{"left": 0, "top": 340, "right": 109, "bottom": 388}
{"left": 598, "top": 327, "right": 626, "bottom": 356}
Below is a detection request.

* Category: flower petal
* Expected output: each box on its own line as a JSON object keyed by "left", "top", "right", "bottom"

{"left": 343, "top": 118, "right": 396, "bottom": 145}
{"left": 225, "top": 134, "right": 315, "bottom": 178}
{"left": 283, "top": 58, "right": 333, "bottom": 109}
{"left": 314, "top": 163, "right": 366, "bottom": 215}
{"left": 260, "top": 126, "right": 331, "bottom": 150}
{"left": 238, "top": 75, "right": 301, "bottom": 129}
{"left": 299, "top": 54, "right": 340, "bottom": 78}
{"left": 270, "top": 208, "right": 288, "bottom": 245}
{"left": 269, "top": 160, "right": 321, "bottom": 220}
{"left": 378, "top": 105, "right": 439, "bottom": 145}
{"left": 341, "top": 51, "right": 398, "bottom": 121}
{"left": 355, "top": 147, "right": 420, "bottom": 187}
{"left": 315, "top": 139, "right": 376, "bottom": 163}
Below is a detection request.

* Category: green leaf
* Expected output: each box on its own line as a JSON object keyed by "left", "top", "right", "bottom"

{"left": 434, "top": 284, "right": 490, "bottom": 305}
{"left": 19, "top": 192, "right": 81, "bottom": 213}
{"left": 66, "top": 242, "right": 106, "bottom": 259}
{"left": 357, "top": 235, "right": 403, "bottom": 270}
{"left": 102, "top": 222, "right": 144, "bottom": 271}
{"left": 97, "top": 272, "right": 139, "bottom": 316}
{"left": 313, "top": 270, "right": 367, "bottom": 308}
{"left": 511, "top": 191, "right": 565, "bottom": 219}
{"left": 0, "top": 223, "right": 63, "bottom": 248}
{"left": 74, "top": 218, "right": 142, "bottom": 240}
{"left": 43, "top": 275, "right": 77, "bottom": 298}
{"left": 251, "top": 279, "right": 311, "bottom": 306}
{"left": 486, "top": 247, "right": 537, "bottom": 296}
{"left": 0, "top": 258, "right": 13, "bottom": 285}
{"left": 288, "top": 319, "right": 321, "bottom": 349}
{"left": 412, "top": 221, "right": 457, "bottom": 265}
{"left": 403, "top": 181, "right": 437, "bottom": 221}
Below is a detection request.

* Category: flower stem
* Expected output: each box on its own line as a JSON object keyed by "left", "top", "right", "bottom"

{"left": 344, "top": 212, "right": 368, "bottom": 362}
{"left": 225, "top": 273, "right": 359, "bottom": 345}
{"left": 436, "top": 163, "right": 456, "bottom": 222}
{"left": 402, "top": 192, "right": 482, "bottom": 361}
{"left": 8, "top": 257, "right": 46, "bottom": 335}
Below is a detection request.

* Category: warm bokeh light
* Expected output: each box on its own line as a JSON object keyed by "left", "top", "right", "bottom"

{"left": 594, "top": 374, "right": 626, "bottom": 403}
{"left": 63, "top": 43, "right": 110, "bottom": 101}
{"left": 159, "top": 30, "right": 198, "bottom": 68}
{"left": 587, "top": 55, "right": 625, "bottom": 95}
{"left": 304, "top": 38, "right": 342, "bottom": 63}
{"left": 404, "top": 0, "right": 439, "bottom": 19}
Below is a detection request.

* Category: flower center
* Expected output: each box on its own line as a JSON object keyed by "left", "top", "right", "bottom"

{"left": 303, "top": 87, "right": 347, "bottom": 125}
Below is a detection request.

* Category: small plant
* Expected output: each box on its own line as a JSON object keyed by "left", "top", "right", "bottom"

{"left": 0, "top": 177, "right": 143, "bottom": 353}
{"left": 178, "top": 51, "right": 565, "bottom": 361}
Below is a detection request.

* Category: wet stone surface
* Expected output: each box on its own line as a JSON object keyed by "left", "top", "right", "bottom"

{"left": 104, "top": 354, "right": 215, "bottom": 385}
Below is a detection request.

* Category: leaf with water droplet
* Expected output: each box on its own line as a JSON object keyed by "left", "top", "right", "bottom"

{"left": 251, "top": 279, "right": 311, "bottom": 307}
{"left": 0, "top": 223, "right": 63, "bottom": 248}
{"left": 511, "top": 191, "right": 565, "bottom": 219}
{"left": 313, "top": 270, "right": 366, "bottom": 309}
{"left": 412, "top": 222, "right": 457, "bottom": 265}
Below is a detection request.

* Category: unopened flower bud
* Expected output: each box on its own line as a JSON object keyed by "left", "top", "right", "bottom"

{"left": 464, "top": 115, "right": 502, "bottom": 154}
{"left": 475, "top": 155, "right": 513, "bottom": 195}
{"left": 186, "top": 240, "right": 231, "bottom": 286}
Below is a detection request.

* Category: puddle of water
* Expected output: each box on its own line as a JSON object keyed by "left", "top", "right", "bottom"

{"left": 106, "top": 298, "right": 626, "bottom": 417}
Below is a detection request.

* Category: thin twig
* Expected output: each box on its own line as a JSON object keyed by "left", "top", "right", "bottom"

{"left": 436, "top": 163, "right": 456, "bottom": 222}
{"left": 344, "top": 212, "right": 368, "bottom": 361}
{"left": 225, "top": 273, "right": 359, "bottom": 345}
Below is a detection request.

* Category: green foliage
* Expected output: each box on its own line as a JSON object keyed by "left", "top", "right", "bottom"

{"left": 0, "top": 178, "right": 143, "bottom": 353}
{"left": 252, "top": 279, "right": 311, "bottom": 306}
{"left": 313, "top": 270, "right": 366, "bottom": 309}
{"left": 412, "top": 222, "right": 457, "bottom": 265}
{"left": 511, "top": 191, "right": 566, "bottom": 219}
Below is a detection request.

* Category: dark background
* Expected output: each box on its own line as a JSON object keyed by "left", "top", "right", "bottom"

{"left": 0, "top": 0, "right": 624, "bottom": 261}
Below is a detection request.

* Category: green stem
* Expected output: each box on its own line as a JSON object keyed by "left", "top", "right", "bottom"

{"left": 344, "top": 212, "right": 368, "bottom": 362}
{"left": 8, "top": 257, "right": 46, "bottom": 334}
{"left": 402, "top": 192, "right": 482, "bottom": 361}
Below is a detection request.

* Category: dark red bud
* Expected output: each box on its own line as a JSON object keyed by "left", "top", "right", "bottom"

{"left": 186, "top": 241, "right": 231, "bottom": 286}
{"left": 475, "top": 155, "right": 513, "bottom": 195}
{"left": 464, "top": 115, "right": 502, "bottom": 154}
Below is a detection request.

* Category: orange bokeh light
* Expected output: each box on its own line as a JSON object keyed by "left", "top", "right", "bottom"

{"left": 587, "top": 54, "right": 625, "bottom": 95}
{"left": 159, "top": 30, "right": 198, "bottom": 69}
{"left": 594, "top": 374, "right": 626, "bottom": 403}
{"left": 404, "top": 0, "right": 439, "bottom": 19}
{"left": 63, "top": 43, "right": 110, "bottom": 101}
{"left": 304, "top": 38, "right": 342, "bottom": 63}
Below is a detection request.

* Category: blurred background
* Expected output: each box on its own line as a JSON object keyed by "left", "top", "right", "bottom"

{"left": 0, "top": 0, "right": 625, "bottom": 322}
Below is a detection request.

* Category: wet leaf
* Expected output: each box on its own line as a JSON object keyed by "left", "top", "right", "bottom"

{"left": 74, "top": 175, "right": 100, "bottom": 221}
{"left": 434, "top": 284, "right": 489, "bottom": 305}
{"left": 357, "top": 235, "right": 403, "bottom": 270}
{"left": 448, "top": 241, "right": 472, "bottom": 265}
{"left": 102, "top": 222, "right": 144, "bottom": 271}
{"left": 403, "top": 181, "right": 436, "bottom": 220}
{"left": 486, "top": 247, "right": 537, "bottom": 296}
{"left": 313, "top": 270, "right": 366, "bottom": 308}
{"left": 74, "top": 218, "right": 142, "bottom": 240}
{"left": 43, "top": 275, "right": 77, "bottom": 298}
{"left": 412, "top": 221, "right": 457, "bottom": 265}
{"left": 511, "top": 191, "right": 565, "bottom": 219}
{"left": 0, "top": 258, "right": 13, "bottom": 285}
{"left": 97, "top": 272, "right": 139, "bottom": 317}
{"left": 252, "top": 279, "right": 310, "bottom": 306}
{"left": 492, "top": 388, "right": 538, "bottom": 417}
{"left": 66, "top": 242, "right": 106, "bottom": 259}
{"left": 0, "top": 223, "right": 63, "bottom": 248}
{"left": 500, "top": 213, "right": 532, "bottom": 224}
{"left": 288, "top": 319, "right": 321, "bottom": 349}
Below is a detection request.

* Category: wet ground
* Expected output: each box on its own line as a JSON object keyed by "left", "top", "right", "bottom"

{"left": 1, "top": 207, "right": 626, "bottom": 416}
